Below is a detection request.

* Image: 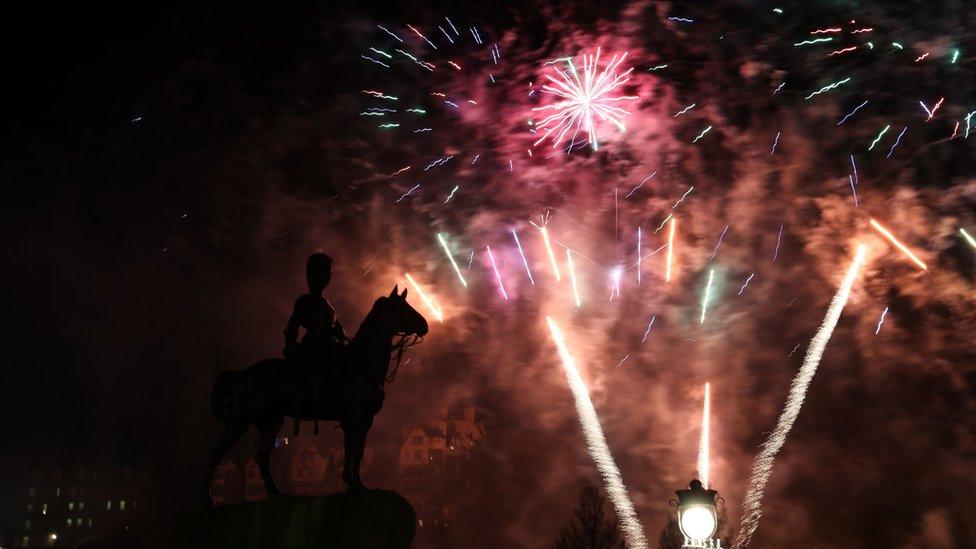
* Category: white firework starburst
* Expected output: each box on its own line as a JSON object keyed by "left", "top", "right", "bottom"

{"left": 532, "top": 48, "right": 639, "bottom": 151}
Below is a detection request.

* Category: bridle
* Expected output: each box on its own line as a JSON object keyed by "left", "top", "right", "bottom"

{"left": 385, "top": 332, "right": 423, "bottom": 384}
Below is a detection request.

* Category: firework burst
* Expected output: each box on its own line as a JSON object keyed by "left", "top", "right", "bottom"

{"left": 532, "top": 48, "right": 639, "bottom": 151}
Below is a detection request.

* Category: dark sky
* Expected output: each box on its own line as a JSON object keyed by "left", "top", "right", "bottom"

{"left": 2, "top": 2, "right": 975, "bottom": 547}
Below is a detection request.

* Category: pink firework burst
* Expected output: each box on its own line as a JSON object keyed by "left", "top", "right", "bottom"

{"left": 532, "top": 48, "right": 639, "bottom": 151}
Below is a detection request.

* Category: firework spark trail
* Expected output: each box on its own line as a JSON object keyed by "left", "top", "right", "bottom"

{"left": 886, "top": 126, "right": 908, "bottom": 158}
{"left": 869, "top": 218, "right": 928, "bottom": 270}
{"left": 609, "top": 266, "right": 623, "bottom": 301}
{"left": 625, "top": 172, "right": 656, "bottom": 198}
{"left": 654, "top": 213, "right": 673, "bottom": 234}
{"left": 875, "top": 306, "right": 889, "bottom": 334}
{"left": 642, "top": 315, "right": 656, "bottom": 342}
{"left": 674, "top": 103, "right": 697, "bottom": 117}
{"left": 710, "top": 225, "right": 730, "bottom": 261}
{"left": 532, "top": 48, "right": 639, "bottom": 150}
{"left": 697, "top": 383, "right": 711, "bottom": 487}
{"left": 838, "top": 100, "right": 869, "bottom": 125}
{"left": 773, "top": 81, "right": 786, "bottom": 94}
{"left": 804, "top": 77, "right": 851, "bottom": 100}
{"left": 868, "top": 125, "right": 891, "bottom": 150}
{"left": 849, "top": 154, "right": 860, "bottom": 207}
{"left": 794, "top": 37, "right": 833, "bottom": 46}
{"left": 485, "top": 245, "right": 509, "bottom": 301}
{"left": 734, "top": 245, "right": 868, "bottom": 549}
{"left": 666, "top": 217, "right": 677, "bottom": 282}
{"left": 738, "top": 272, "right": 756, "bottom": 295}
{"left": 692, "top": 125, "right": 713, "bottom": 143}
{"left": 770, "top": 131, "right": 781, "bottom": 155}
{"left": 436, "top": 233, "right": 468, "bottom": 287}
{"left": 404, "top": 273, "right": 444, "bottom": 322}
{"left": 773, "top": 225, "right": 784, "bottom": 261}
{"left": 566, "top": 250, "right": 582, "bottom": 308}
{"left": 545, "top": 317, "right": 649, "bottom": 549}
{"left": 395, "top": 184, "right": 420, "bottom": 203}
{"left": 672, "top": 186, "right": 695, "bottom": 209}
{"left": 961, "top": 228, "right": 976, "bottom": 249}
{"left": 636, "top": 227, "right": 642, "bottom": 285}
{"left": 444, "top": 185, "right": 460, "bottom": 203}
{"left": 511, "top": 229, "right": 535, "bottom": 284}
{"left": 536, "top": 225, "right": 562, "bottom": 281}
{"left": 700, "top": 269, "right": 716, "bottom": 324}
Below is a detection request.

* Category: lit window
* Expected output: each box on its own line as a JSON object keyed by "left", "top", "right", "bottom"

{"left": 56, "top": 487, "right": 61, "bottom": 498}
{"left": 25, "top": 520, "right": 31, "bottom": 531}
{"left": 79, "top": 501, "right": 85, "bottom": 510}
{"left": 88, "top": 518, "right": 93, "bottom": 527}
{"left": 28, "top": 488, "right": 36, "bottom": 499}
{"left": 47, "top": 532, "right": 57, "bottom": 546}
{"left": 26, "top": 503, "right": 33, "bottom": 512}
{"left": 68, "top": 502, "right": 74, "bottom": 511}
{"left": 67, "top": 518, "right": 72, "bottom": 527}
{"left": 42, "top": 503, "right": 48, "bottom": 515}
{"left": 120, "top": 500, "right": 126, "bottom": 511}
{"left": 22, "top": 536, "right": 29, "bottom": 548}
{"left": 106, "top": 501, "right": 112, "bottom": 510}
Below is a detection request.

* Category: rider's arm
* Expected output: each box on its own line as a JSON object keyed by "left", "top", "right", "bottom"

{"left": 283, "top": 297, "right": 304, "bottom": 356}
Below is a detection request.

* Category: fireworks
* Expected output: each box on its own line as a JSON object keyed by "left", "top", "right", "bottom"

{"left": 875, "top": 306, "right": 889, "bottom": 334}
{"left": 868, "top": 125, "right": 891, "bottom": 150}
{"left": 636, "top": 227, "right": 642, "bottom": 285}
{"left": 566, "top": 250, "right": 582, "bottom": 308}
{"left": 437, "top": 232, "right": 469, "bottom": 287}
{"left": 697, "top": 382, "right": 711, "bottom": 488}
{"left": 804, "top": 77, "right": 851, "bottom": 100}
{"left": 531, "top": 49, "right": 639, "bottom": 151}
{"left": 838, "top": 100, "right": 869, "bottom": 125}
{"left": 485, "top": 245, "right": 509, "bottom": 300}
{"left": 868, "top": 218, "right": 928, "bottom": 271}
{"left": 404, "top": 273, "right": 444, "bottom": 322}
{"left": 960, "top": 228, "right": 976, "bottom": 250}
{"left": 537, "top": 225, "right": 562, "bottom": 281}
{"left": 735, "top": 245, "right": 868, "bottom": 549}
{"left": 700, "top": 269, "right": 716, "bottom": 324}
{"left": 738, "top": 272, "right": 756, "bottom": 295}
{"left": 545, "top": 317, "right": 649, "bottom": 549}
{"left": 666, "top": 217, "right": 677, "bottom": 282}
{"left": 511, "top": 229, "right": 535, "bottom": 284}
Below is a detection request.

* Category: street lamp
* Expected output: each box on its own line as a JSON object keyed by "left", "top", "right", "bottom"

{"left": 674, "top": 479, "right": 721, "bottom": 548}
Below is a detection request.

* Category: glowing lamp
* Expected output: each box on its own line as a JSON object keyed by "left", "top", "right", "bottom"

{"left": 676, "top": 479, "right": 718, "bottom": 542}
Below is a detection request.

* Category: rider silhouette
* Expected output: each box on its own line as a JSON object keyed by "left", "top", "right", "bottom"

{"left": 284, "top": 253, "right": 347, "bottom": 435}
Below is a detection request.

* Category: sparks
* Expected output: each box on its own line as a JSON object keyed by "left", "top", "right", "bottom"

{"left": 444, "top": 185, "right": 459, "bottom": 203}
{"left": 390, "top": 166, "right": 411, "bottom": 177}
{"left": 960, "top": 228, "right": 976, "bottom": 250}
{"left": 828, "top": 46, "right": 858, "bottom": 57}
{"left": 609, "top": 266, "right": 623, "bottom": 301}
{"left": 673, "top": 103, "right": 697, "bottom": 117}
{"left": 641, "top": 315, "right": 656, "bottom": 342}
{"left": 868, "top": 124, "right": 891, "bottom": 150}
{"left": 710, "top": 225, "right": 730, "bottom": 262}
{"left": 700, "top": 269, "right": 716, "bottom": 325}
{"left": 773, "top": 81, "right": 786, "bottom": 94}
{"left": 672, "top": 186, "right": 695, "bottom": 210}
{"left": 869, "top": 218, "right": 928, "bottom": 271}
{"left": 804, "top": 77, "right": 851, "bottom": 100}
{"left": 874, "top": 306, "right": 889, "bottom": 334}
{"left": 666, "top": 217, "right": 677, "bottom": 282}
{"left": 914, "top": 51, "right": 930, "bottom": 62}
{"left": 886, "top": 127, "right": 907, "bottom": 158}
{"left": 849, "top": 154, "right": 860, "bottom": 207}
{"left": 404, "top": 273, "right": 444, "bottom": 322}
{"left": 692, "top": 125, "right": 713, "bottom": 143}
{"left": 376, "top": 25, "right": 403, "bottom": 43}
{"left": 735, "top": 245, "right": 868, "bottom": 549}
{"left": 794, "top": 37, "right": 834, "bottom": 46}
{"left": 566, "top": 250, "right": 582, "bottom": 308}
{"left": 544, "top": 317, "right": 649, "bottom": 549}
{"left": 485, "top": 245, "right": 509, "bottom": 301}
{"left": 625, "top": 172, "right": 656, "bottom": 198}
{"left": 511, "top": 229, "right": 535, "bottom": 284}
{"left": 838, "top": 100, "right": 869, "bottom": 125}
{"left": 394, "top": 183, "right": 420, "bottom": 202}
{"left": 738, "top": 272, "right": 755, "bottom": 295}
{"left": 532, "top": 48, "right": 639, "bottom": 150}
{"left": 636, "top": 227, "right": 642, "bottom": 285}
{"left": 697, "top": 383, "right": 711, "bottom": 488}
{"left": 770, "top": 131, "right": 781, "bottom": 155}
{"left": 436, "top": 233, "right": 469, "bottom": 287}
{"left": 537, "top": 225, "right": 562, "bottom": 281}
{"left": 773, "top": 225, "right": 784, "bottom": 261}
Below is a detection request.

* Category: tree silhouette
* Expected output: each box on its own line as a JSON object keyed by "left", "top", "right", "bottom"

{"left": 554, "top": 485, "right": 625, "bottom": 549}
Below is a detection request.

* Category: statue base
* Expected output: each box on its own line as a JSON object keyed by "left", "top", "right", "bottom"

{"left": 173, "top": 490, "right": 416, "bottom": 548}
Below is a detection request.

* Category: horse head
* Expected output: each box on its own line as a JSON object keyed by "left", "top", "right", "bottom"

{"left": 376, "top": 284, "right": 428, "bottom": 338}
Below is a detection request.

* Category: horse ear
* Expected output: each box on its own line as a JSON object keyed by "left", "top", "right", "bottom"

{"left": 390, "top": 285, "right": 398, "bottom": 298}
{"left": 401, "top": 288, "right": 408, "bottom": 299}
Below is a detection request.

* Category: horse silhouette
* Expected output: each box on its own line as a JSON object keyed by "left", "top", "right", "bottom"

{"left": 203, "top": 285, "right": 428, "bottom": 501}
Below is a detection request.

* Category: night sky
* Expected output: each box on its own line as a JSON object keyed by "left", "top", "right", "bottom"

{"left": 3, "top": 2, "right": 975, "bottom": 547}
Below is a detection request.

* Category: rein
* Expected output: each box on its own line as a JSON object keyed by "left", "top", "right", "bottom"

{"left": 384, "top": 333, "right": 422, "bottom": 385}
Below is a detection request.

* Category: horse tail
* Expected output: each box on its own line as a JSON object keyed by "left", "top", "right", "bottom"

{"left": 211, "top": 371, "right": 240, "bottom": 422}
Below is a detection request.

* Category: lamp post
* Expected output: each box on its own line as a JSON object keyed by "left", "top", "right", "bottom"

{"left": 672, "top": 479, "right": 722, "bottom": 548}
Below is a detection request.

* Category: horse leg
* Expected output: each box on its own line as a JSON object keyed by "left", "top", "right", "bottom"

{"left": 255, "top": 416, "right": 285, "bottom": 496}
{"left": 349, "top": 416, "right": 373, "bottom": 489}
{"left": 201, "top": 421, "right": 249, "bottom": 505}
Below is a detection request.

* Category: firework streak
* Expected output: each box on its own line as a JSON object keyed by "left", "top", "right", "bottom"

{"left": 697, "top": 382, "right": 711, "bottom": 488}
{"left": 437, "top": 233, "right": 468, "bottom": 287}
{"left": 666, "top": 217, "right": 677, "bottom": 282}
{"left": 869, "top": 218, "right": 927, "bottom": 270}
{"left": 734, "top": 245, "right": 867, "bottom": 549}
{"left": 566, "top": 250, "right": 582, "bottom": 308}
{"left": 545, "top": 317, "right": 649, "bottom": 549}
{"left": 485, "top": 245, "right": 508, "bottom": 300}
{"left": 404, "top": 273, "right": 444, "bottom": 322}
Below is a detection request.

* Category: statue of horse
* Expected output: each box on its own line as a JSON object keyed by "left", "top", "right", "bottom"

{"left": 202, "top": 285, "right": 428, "bottom": 501}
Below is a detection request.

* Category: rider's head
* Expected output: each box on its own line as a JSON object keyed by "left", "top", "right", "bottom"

{"left": 306, "top": 253, "right": 333, "bottom": 294}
